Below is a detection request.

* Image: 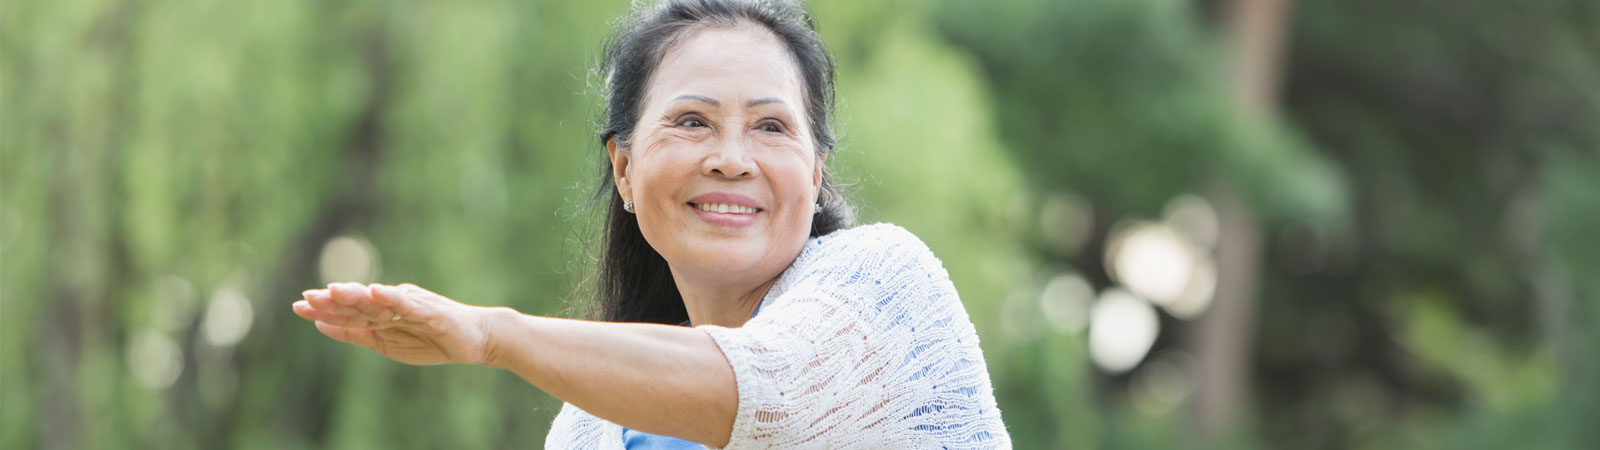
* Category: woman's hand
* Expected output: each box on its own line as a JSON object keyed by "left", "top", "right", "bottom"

{"left": 292, "top": 282, "right": 497, "bottom": 366}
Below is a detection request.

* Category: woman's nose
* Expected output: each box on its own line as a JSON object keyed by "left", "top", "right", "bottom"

{"left": 702, "top": 140, "right": 757, "bottom": 179}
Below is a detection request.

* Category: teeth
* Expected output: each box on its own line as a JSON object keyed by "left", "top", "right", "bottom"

{"left": 694, "top": 203, "right": 757, "bottom": 214}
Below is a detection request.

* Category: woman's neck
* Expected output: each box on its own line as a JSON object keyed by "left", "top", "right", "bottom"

{"left": 674, "top": 274, "right": 778, "bottom": 328}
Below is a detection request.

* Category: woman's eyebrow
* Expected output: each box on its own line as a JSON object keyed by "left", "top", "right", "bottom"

{"left": 670, "top": 94, "right": 720, "bottom": 106}
{"left": 668, "top": 95, "right": 787, "bottom": 109}
{"left": 746, "top": 97, "right": 787, "bottom": 108}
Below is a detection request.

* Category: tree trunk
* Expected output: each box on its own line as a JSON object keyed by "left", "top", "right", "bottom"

{"left": 1186, "top": 0, "right": 1292, "bottom": 441}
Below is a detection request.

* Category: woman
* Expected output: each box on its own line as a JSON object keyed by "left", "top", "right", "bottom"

{"left": 291, "top": 0, "right": 1010, "bottom": 448}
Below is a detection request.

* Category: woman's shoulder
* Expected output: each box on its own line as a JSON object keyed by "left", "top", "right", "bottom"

{"left": 802, "top": 222, "right": 940, "bottom": 268}
{"left": 772, "top": 222, "right": 952, "bottom": 304}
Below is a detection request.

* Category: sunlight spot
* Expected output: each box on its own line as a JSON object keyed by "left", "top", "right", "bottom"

{"left": 1088, "top": 288, "right": 1160, "bottom": 374}
{"left": 202, "top": 287, "right": 253, "bottom": 347}
{"left": 128, "top": 329, "right": 183, "bottom": 390}
{"left": 1130, "top": 351, "right": 1195, "bottom": 417}
{"left": 1163, "top": 194, "right": 1219, "bottom": 250}
{"left": 1166, "top": 256, "right": 1216, "bottom": 320}
{"left": 1107, "top": 222, "right": 1194, "bottom": 305}
{"left": 318, "top": 235, "right": 380, "bottom": 283}
{"left": 1038, "top": 273, "right": 1093, "bottom": 334}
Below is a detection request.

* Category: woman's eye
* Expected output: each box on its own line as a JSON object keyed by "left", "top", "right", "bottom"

{"left": 759, "top": 122, "right": 783, "bottom": 133}
{"left": 681, "top": 118, "right": 705, "bottom": 128}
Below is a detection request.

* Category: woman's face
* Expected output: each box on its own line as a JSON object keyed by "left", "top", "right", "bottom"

{"left": 609, "top": 26, "right": 824, "bottom": 287}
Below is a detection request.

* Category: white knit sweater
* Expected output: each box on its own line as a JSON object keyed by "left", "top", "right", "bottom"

{"left": 545, "top": 223, "right": 1011, "bottom": 449}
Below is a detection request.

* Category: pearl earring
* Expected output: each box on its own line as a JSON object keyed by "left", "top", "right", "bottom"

{"left": 623, "top": 200, "right": 635, "bottom": 213}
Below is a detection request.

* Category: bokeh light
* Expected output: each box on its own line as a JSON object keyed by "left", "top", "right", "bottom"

{"left": 318, "top": 235, "right": 380, "bottom": 284}
{"left": 1162, "top": 195, "right": 1219, "bottom": 250}
{"left": 1164, "top": 256, "right": 1216, "bottom": 319}
{"left": 1089, "top": 288, "right": 1161, "bottom": 374}
{"left": 1039, "top": 272, "right": 1094, "bottom": 334}
{"left": 127, "top": 329, "right": 183, "bottom": 390}
{"left": 202, "top": 287, "right": 254, "bottom": 347}
{"left": 1130, "top": 350, "right": 1196, "bottom": 417}
{"left": 1107, "top": 222, "right": 1196, "bottom": 305}
{"left": 8, "top": 0, "right": 1595, "bottom": 448}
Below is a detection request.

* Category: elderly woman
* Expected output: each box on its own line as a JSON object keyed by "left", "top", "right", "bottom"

{"left": 291, "top": 0, "right": 1009, "bottom": 448}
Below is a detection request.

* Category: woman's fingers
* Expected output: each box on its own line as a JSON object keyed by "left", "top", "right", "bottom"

{"left": 292, "top": 300, "right": 344, "bottom": 323}
{"left": 314, "top": 321, "right": 381, "bottom": 349}
{"left": 329, "top": 282, "right": 375, "bottom": 312}
{"left": 305, "top": 289, "right": 358, "bottom": 316}
{"left": 295, "top": 283, "right": 409, "bottom": 330}
{"left": 294, "top": 300, "right": 385, "bottom": 329}
{"left": 369, "top": 284, "right": 420, "bottom": 323}
{"left": 343, "top": 283, "right": 390, "bottom": 317}
{"left": 297, "top": 282, "right": 473, "bottom": 366}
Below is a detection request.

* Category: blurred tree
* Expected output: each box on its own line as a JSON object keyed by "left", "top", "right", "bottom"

{"left": 2, "top": 0, "right": 630, "bottom": 447}
{"left": 936, "top": 0, "right": 1344, "bottom": 447}
{"left": 935, "top": 0, "right": 1599, "bottom": 448}
{"left": 4, "top": 0, "right": 1596, "bottom": 448}
{"left": 1271, "top": 0, "right": 1599, "bottom": 448}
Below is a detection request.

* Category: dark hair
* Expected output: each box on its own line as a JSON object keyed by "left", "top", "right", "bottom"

{"left": 590, "top": 0, "right": 851, "bottom": 324}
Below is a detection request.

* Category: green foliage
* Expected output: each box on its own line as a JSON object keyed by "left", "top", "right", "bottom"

{"left": 937, "top": 0, "right": 1346, "bottom": 222}
{"left": 2, "top": 0, "right": 627, "bottom": 447}
{"left": 933, "top": 0, "right": 1600, "bottom": 448}
{"left": 2, "top": 0, "right": 1596, "bottom": 448}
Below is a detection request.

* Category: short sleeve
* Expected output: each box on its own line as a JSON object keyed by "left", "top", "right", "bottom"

{"left": 698, "top": 224, "right": 1010, "bottom": 449}
{"left": 546, "top": 402, "right": 623, "bottom": 449}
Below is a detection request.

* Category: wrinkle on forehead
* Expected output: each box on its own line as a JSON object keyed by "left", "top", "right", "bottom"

{"left": 645, "top": 24, "right": 807, "bottom": 113}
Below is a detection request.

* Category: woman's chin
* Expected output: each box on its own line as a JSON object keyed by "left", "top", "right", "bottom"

{"left": 671, "top": 245, "right": 775, "bottom": 277}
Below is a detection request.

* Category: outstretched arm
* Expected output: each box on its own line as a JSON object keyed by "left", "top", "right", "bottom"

{"left": 292, "top": 282, "right": 737, "bottom": 447}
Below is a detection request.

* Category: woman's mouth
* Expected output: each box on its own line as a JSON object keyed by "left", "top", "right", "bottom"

{"left": 689, "top": 202, "right": 761, "bottom": 214}
{"left": 687, "top": 202, "right": 762, "bottom": 228}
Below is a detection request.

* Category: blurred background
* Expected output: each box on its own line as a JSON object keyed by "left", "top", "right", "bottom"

{"left": 3, "top": 0, "right": 1597, "bottom": 448}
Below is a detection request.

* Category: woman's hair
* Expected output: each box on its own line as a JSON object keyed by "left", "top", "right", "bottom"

{"left": 589, "top": 0, "right": 851, "bottom": 324}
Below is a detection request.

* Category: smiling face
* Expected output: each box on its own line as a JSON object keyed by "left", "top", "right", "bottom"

{"left": 608, "top": 25, "right": 825, "bottom": 287}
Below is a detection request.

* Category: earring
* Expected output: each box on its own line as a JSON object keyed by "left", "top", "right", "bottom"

{"left": 623, "top": 200, "right": 635, "bottom": 213}
{"left": 814, "top": 202, "right": 823, "bottom": 213}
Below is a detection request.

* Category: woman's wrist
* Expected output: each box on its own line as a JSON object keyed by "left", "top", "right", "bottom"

{"left": 473, "top": 305, "right": 521, "bottom": 369}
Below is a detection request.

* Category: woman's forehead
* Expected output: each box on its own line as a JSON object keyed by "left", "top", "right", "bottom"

{"left": 646, "top": 26, "right": 805, "bottom": 108}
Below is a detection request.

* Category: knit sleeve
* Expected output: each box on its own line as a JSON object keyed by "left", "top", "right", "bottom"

{"left": 546, "top": 401, "right": 621, "bottom": 449}
{"left": 698, "top": 224, "right": 1010, "bottom": 449}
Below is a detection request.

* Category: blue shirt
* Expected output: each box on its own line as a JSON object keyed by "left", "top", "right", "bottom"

{"left": 621, "top": 430, "right": 705, "bottom": 450}
{"left": 620, "top": 302, "right": 764, "bottom": 449}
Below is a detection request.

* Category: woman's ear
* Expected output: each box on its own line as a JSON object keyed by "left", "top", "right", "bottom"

{"left": 608, "top": 137, "right": 633, "bottom": 203}
{"left": 813, "top": 147, "right": 830, "bottom": 190}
